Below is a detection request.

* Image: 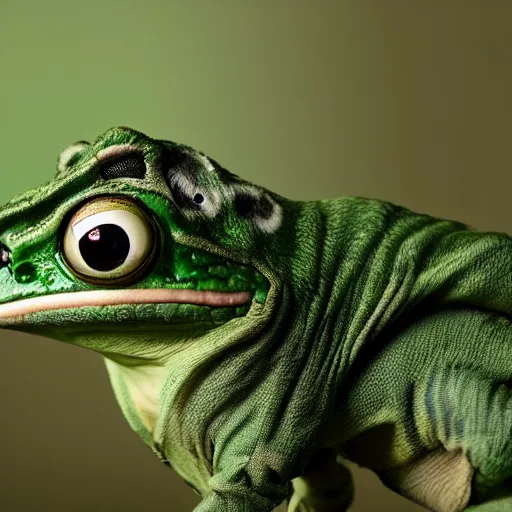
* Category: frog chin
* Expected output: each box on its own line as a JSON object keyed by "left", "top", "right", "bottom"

{"left": 0, "top": 289, "right": 252, "bottom": 320}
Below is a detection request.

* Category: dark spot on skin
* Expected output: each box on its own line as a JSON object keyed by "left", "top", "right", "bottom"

{"left": 234, "top": 192, "right": 274, "bottom": 220}
{"left": 170, "top": 184, "right": 202, "bottom": 211}
{"left": 100, "top": 152, "right": 146, "bottom": 180}
{"left": 162, "top": 146, "right": 209, "bottom": 211}
{"left": 13, "top": 261, "right": 37, "bottom": 284}
{"left": 193, "top": 193, "right": 205, "bottom": 204}
{"left": 163, "top": 146, "right": 199, "bottom": 181}
{"left": 257, "top": 196, "right": 274, "bottom": 219}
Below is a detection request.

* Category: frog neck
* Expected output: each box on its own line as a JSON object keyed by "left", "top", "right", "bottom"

{"left": 103, "top": 356, "right": 168, "bottom": 439}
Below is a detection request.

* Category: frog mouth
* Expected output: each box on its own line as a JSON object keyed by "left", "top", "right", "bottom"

{"left": 0, "top": 289, "right": 252, "bottom": 319}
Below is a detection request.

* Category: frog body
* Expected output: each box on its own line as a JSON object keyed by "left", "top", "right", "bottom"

{"left": 2, "top": 127, "right": 512, "bottom": 511}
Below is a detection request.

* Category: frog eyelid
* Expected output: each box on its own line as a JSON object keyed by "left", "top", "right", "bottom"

{"left": 71, "top": 210, "right": 139, "bottom": 240}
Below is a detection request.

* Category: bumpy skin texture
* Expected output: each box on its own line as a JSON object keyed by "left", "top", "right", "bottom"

{"left": 0, "top": 127, "right": 511, "bottom": 511}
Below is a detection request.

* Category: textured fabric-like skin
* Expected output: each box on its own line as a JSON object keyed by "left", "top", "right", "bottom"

{"left": 0, "top": 127, "right": 510, "bottom": 511}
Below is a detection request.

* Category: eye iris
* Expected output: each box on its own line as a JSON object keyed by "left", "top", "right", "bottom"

{"left": 78, "top": 224, "right": 130, "bottom": 272}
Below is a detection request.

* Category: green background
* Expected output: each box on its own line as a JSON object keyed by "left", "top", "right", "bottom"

{"left": 1, "top": 2, "right": 511, "bottom": 511}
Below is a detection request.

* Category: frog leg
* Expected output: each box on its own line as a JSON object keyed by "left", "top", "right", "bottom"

{"left": 378, "top": 446, "right": 474, "bottom": 512}
{"left": 414, "top": 368, "right": 512, "bottom": 508}
{"left": 287, "top": 449, "right": 354, "bottom": 512}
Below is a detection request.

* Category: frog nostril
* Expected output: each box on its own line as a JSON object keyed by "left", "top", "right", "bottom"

{"left": 13, "top": 262, "right": 38, "bottom": 284}
{"left": 0, "top": 242, "right": 11, "bottom": 269}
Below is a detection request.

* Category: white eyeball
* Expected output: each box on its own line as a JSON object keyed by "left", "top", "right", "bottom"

{"left": 62, "top": 197, "right": 156, "bottom": 284}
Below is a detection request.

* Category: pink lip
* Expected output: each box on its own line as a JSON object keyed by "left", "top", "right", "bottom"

{"left": 0, "top": 289, "right": 252, "bottom": 319}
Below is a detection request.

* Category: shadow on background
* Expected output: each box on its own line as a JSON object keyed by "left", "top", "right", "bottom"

{"left": 1, "top": 2, "right": 511, "bottom": 511}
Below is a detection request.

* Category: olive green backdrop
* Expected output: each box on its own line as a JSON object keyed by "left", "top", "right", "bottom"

{"left": 1, "top": 2, "right": 511, "bottom": 511}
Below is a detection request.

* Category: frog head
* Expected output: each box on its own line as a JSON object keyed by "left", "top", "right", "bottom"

{"left": 0, "top": 128, "right": 328, "bottom": 498}
{"left": 0, "top": 127, "right": 296, "bottom": 362}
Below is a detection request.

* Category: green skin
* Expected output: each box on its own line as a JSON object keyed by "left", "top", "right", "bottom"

{"left": 0, "top": 127, "right": 511, "bottom": 512}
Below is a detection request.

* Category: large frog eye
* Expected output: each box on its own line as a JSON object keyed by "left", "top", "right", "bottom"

{"left": 62, "top": 197, "right": 157, "bottom": 284}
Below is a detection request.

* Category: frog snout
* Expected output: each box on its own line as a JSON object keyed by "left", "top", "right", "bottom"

{"left": 0, "top": 242, "right": 11, "bottom": 270}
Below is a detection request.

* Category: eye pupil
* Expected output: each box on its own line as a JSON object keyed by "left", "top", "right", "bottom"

{"left": 193, "top": 193, "right": 204, "bottom": 204}
{"left": 79, "top": 224, "right": 130, "bottom": 271}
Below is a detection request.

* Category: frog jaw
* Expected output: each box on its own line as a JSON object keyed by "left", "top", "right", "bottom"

{"left": 0, "top": 280, "right": 271, "bottom": 361}
{"left": 0, "top": 256, "right": 266, "bottom": 331}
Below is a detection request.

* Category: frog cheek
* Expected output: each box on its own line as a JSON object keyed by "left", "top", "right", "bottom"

{"left": 62, "top": 198, "right": 157, "bottom": 285}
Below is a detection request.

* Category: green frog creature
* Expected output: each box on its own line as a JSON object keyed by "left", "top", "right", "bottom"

{"left": 1, "top": 126, "right": 511, "bottom": 511}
